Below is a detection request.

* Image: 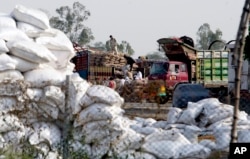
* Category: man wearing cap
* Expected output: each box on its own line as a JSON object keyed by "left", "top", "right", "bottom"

{"left": 109, "top": 35, "right": 118, "bottom": 55}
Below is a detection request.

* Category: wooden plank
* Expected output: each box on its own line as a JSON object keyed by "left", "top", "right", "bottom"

{"left": 122, "top": 102, "right": 172, "bottom": 120}
{"left": 122, "top": 102, "right": 172, "bottom": 109}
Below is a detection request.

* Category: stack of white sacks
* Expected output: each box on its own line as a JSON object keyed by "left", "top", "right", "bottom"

{"left": 1, "top": 4, "right": 250, "bottom": 159}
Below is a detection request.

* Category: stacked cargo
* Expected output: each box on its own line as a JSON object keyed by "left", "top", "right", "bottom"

{"left": 72, "top": 45, "right": 128, "bottom": 81}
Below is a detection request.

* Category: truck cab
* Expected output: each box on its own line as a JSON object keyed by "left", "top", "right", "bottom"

{"left": 148, "top": 61, "right": 188, "bottom": 90}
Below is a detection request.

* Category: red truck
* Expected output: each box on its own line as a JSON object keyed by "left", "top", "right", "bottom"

{"left": 148, "top": 37, "right": 229, "bottom": 102}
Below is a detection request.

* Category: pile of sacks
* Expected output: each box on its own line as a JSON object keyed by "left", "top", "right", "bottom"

{"left": 88, "top": 51, "right": 127, "bottom": 67}
{"left": 120, "top": 80, "right": 166, "bottom": 103}
{"left": 0, "top": 4, "right": 84, "bottom": 159}
{"left": 167, "top": 98, "right": 250, "bottom": 151}
{"left": 1, "top": 4, "right": 250, "bottom": 159}
{"left": 120, "top": 79, "right": 147, "bottom": 102}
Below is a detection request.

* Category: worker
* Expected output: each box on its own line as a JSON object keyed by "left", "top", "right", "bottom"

{"left": 134, "top": 69, "right": 143, "bottom": 80}
{"left": 108, "top": 76, "right": 117, "bottom": 90}
{"left": 109, "top": 35, "right": 118, "bottom": 55}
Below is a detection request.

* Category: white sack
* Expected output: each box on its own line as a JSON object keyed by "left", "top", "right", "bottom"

{"left": 44, "top": 86, "right": 65, "bottom": 112}
{"left": 46, "top": 50, "right": 75, "bottom": 70}
{"left": 24, "top": 68, "right": 65, "bottom": 87}
{"left": 164, "top": 123, "right": 187, "bottom": 130}
{"left": 81, "top": 118, "right": 128, "bottom": 143}
{"left": 69, "top": 141, "right": 91, "bottom": 157}
{"left": 79, "top": 94, "right": 95, "bottom": 108}
{"left": 27, "top": 87, "right": 63, "bottom": 114}
{"left": 9, "top": 55, "right": 39, "bottom": 72}
{"left": 26, "top": 88, "right": 43, "bottom": 102}
{"left": 145, "top": 129, "right": 191, "bottom": 144}
{"left": 37, "top": 102, "right": 59, "bottom": 119}
{"left": 18, "top": 109, "right": 39, "bottom": 125}
{"left": 238, "top": 130, "right": 250, "bottom": 143}
{"left": 141, "top": 140, "right": 184, "bottom": 159}
{"left": 182, "top": 125, "right": 201, "bottom": 143}
{"left": 29, "top": 122, "right": 61, "bottom": 149}
{"left": 7, "top": 41, "right": 56, "bottom": 63}
{"left": 36, "top": 28, "right": 74, "bottom": 52}
{"left": 91, "top": 138, "right": 110, "bottom": 159}
{"left": 74, "top": 103, "right": 124, "bottom": 127}
{"left": 167, "top": 107, "right": 182, "bottom": 124}
{"left": 12, "top": 4, "right": 50, "bottom": 29}
{"left": 206, "top": 104, "right": 234, "bottom": 124}
{"left": 82, "top": 116, "right": 131, "bottom": 134}
{"left": 0, "top": 27, "right": 31, "bottom": 42}
{"left": 0, "top": 54, "right": 16, "bottom": 71}
{"left": 0, "top": 14, "right": 16, "bottom": 28}
{"left": 0, "top": 134, "right": 7, "bottom": 149}
{"left": 57, "top": 61, "right": 75, "bottom": 76}
{"left": 213, "top": 126, "right": 231, "bottom": 150}
{"left": 117, "top": 150, "right": 156, "bottom": 159}
{"left": 199, "top": 139, "right": 217, "bottom": 150}
{"left": 142, "top": 118, "right": 157, "bottom": 127}
{"left": 0, "top": 70, "right": 24, "bottom": 81}
{"left": 45, "top": 151, "right": 60, "bottom": 159}
{"left": 152, "top": 121, "right": 168, "bottom": 129}
{"left": 17, "top": 21, "right": 42, "bottom": 38}
{"left": 3, "top": 130, "right": 25, "bottom": 144}
{"left": 177, "top": 102, "right": 204, "bottom": 125}
{"left": 0, "top": 97, "right": 17, "bottom": 113}
{"left": 111, "top": 128, "right": 143, "bottom": 153}
{"left": 130, "top": 125, "right": 159, "bottom": 135}
{"left": 0, "top": 39, "right": 9, "bottom": 52}
{"left": 0, "top": 113, "right": 24, "bottom": 133}
{"left": 80, "top": 85, "right": 124, "bottom": 108}
{"left": 69, "top": 74, "right": 90, "bottom": 114}
{"left": 177, "top": 143, "right": 211, "bottom": 159}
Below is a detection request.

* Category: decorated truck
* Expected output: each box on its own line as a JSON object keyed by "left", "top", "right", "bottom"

{"left": 71, "top": 43, "right": 127, "bottom": 83}
{"left": 148, "top": 37, "right": 230, "bottom": 98}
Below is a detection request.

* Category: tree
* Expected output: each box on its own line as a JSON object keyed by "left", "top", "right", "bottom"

{"left": 146, "top": 51, "right": 167, "bottom": 60}
{"left": 105, "top": 40, "right": 135, "bottom": 56}
{"left": 93, "top": 41, "right": 106, "bottom": 51}
{"left": 196, "top": 23, "right": 225, "bottom": 50}
{"left": 49, "top": 2, "right": 94, "bottom": 45}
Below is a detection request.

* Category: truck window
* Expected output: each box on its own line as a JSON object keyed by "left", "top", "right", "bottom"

{"left": 180, "top": 64, "right": 186, "bottom": 72}
{"left": 150, "top": 62, "right": 168, "bottom": 74}
{"left": 169, "top": 64, "right": 180, "bottom": 73}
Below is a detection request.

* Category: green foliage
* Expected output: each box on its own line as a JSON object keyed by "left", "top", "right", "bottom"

{"left": 0, "top": 144, "right": 34, "bottom": 159}
{"left": 146, "top": 51, "right": 167, "bottom": 60}
{"left": 105, "top": 40, "right": 135, "bottom": 56}
{"left": 49, "top": 2, "right": 94, "bottom": 45}
{"left": 93, "top": 41, "right": 107, "bottom": 51}
{"left": 196, "top": 23, "right": 226, "bottom": 50}
{"left": 117, "top": 41, "right": 135, "bottom": 56}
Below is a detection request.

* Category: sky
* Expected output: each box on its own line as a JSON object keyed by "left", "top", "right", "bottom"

{"left": 1, "top": 0, "right": 246, "bottom": 58}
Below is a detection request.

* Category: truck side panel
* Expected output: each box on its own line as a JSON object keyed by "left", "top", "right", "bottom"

{"left": 88, "top": 66, "right": 113, "bottom": 81}
{"left": 196, "top": 51, "right": 228, "bottom": 87}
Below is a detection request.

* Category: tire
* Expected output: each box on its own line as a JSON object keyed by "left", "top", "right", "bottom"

{"left": 155, "top": 95, "right": 169, "bottom": 104}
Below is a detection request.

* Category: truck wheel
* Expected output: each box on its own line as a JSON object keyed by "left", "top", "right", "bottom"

{"left": 155, "top": 96, "right": 169, "bottom": 104}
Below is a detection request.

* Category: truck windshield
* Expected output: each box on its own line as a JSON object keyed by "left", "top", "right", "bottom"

{"left": 150, "top": 62, "right": 168, "bottom": 75}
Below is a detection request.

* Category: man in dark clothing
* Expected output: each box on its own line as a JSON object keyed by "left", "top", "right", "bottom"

{"left": 123, "top": 54, "right": 135, "bottom": 71}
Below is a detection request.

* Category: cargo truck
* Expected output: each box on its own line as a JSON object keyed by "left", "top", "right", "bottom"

{"left": 148, "top": 37, "right": 229, "bottom": 98}
{"left": 71, "top": 44, "right": 115, "bottom": 83}
{"left": 72, "top": 43, "right": 138, "bottom": 84}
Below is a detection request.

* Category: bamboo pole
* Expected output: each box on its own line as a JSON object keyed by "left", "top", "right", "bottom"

{"left": 230, "top": 0, "right": 250, "bottom": 144}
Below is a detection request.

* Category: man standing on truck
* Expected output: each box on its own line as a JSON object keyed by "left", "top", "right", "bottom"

{"left": 109, "top": 35, "right": 118, "bottom": 55}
